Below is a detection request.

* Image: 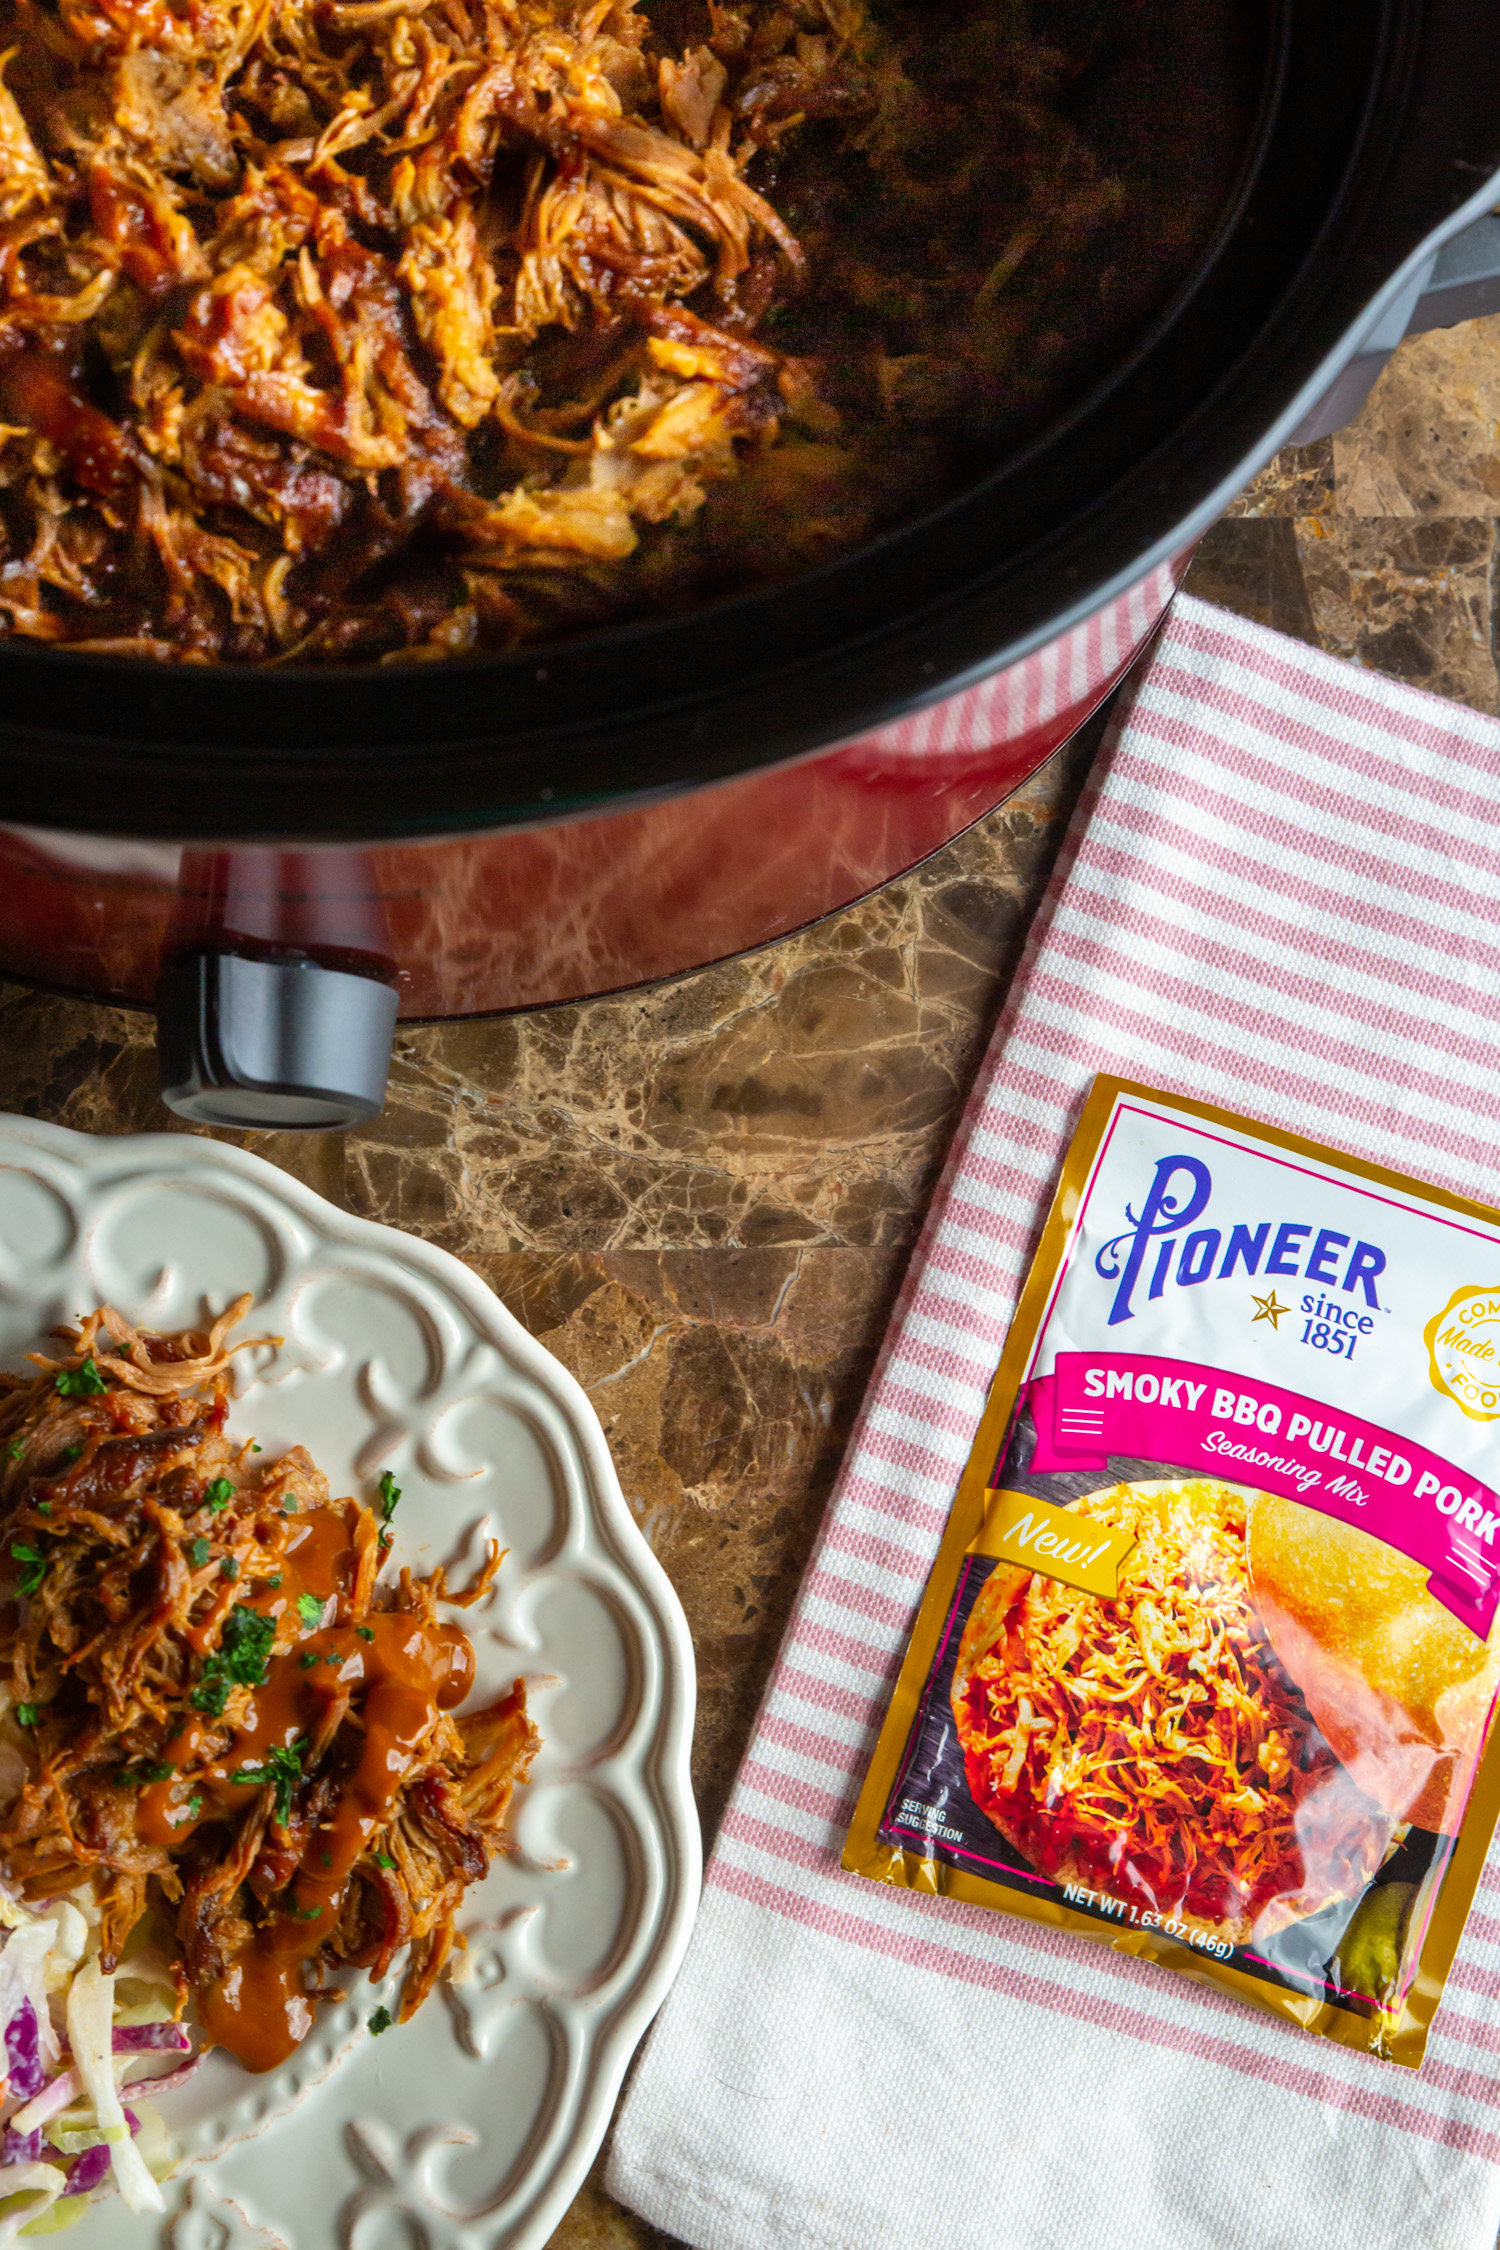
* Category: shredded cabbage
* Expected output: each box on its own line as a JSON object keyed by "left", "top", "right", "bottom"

{"left": 4, "top": 2006, "right": 42, "bottom": 2106}
{"left": 10, "top": 2195, "right": 86, "bottom": 2239}
{"left": 39, "top": 1918, "right": 85, "bottom": 2004}
{"left": 127, "top": 2103, "right": 172, "bottom": 2186}
{"left": 0, "top": 1928, "right": 57, "bottom": 2085}
{"left": 62, "top": 1966, "right": 161, "bottom": 2217}
{"left": 44, "top": 2124, "right": 124, "bottom": 2159}
{"left": 0, "top": 1888, "right": 186, "bottom": 2232}
{"left": 0, "top": 2163, "right": 63, "bottom": 2245}
{"left": 57, "top": 2147, "right": 110, "bottom": 2200}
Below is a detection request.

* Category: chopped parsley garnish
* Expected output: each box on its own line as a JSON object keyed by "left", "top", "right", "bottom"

{"left": 320, "top": 1850, "right": 332, "bottom": 1868}
{"left": 205, "top": 1479, "right": 235, "bottom": 1512}
{"left": 282, "top": 1495, "right": 297, "bottom": 1513}
{"left": 297, "top": 1593, "right": 323, "bottom": 1630}
{"left": 61, "top": 1447, "right": 80, "bottom": 1464}
{"left": 10, "top": 1542, "right": 45, "bottom": 1597}
{"left": 13, "top": 1703, "right": 37, "bottom": 1729}
{"left": 188, "top": 1536, "right": 211, "bottom": 1568}
{"left": 191, "top": 1603, "right": 275, "bottom": 1715}
{"left": 6, "top": 1440, "right": 22, "bottom": 1461}
{"left": 378, "top": 1471, "right": 401, "bottom": 1527}
{"left": 265, "top": 1574, "right": 282, "bottom": 1590}
{"left": 250, "top": 1444, "right": 262, "bottom": 1454}
{"left": 299, "top": 1651, "right": 322, "bottom": 1669}
{"left": 374, "top": 1852, "right": 395, "bottom": 1872}
{"left": 295, "top": 1904, "right": 322, "bottom": 1921}
{"left": 367, "top": 2006, "right": 392, "bottom": 2036}
{"left": 186, "top": 1794, "right": 202, "bottom": 1816}
{"left": 54, "top": 1359, "right": 106, "bottom": 1398}
{"left": 219, "top": 1557, "right": 239, "bottom": 1582}
{"left": 234, "top": 1737, "right": 304, "bottom": 1825}
{"left": 354, "top": 1626, "right": 374, "bottom": 1644}
{"left": 223, "top": 1602, "right": 274, "bottom": 1670}
{"left": 33, "top": 1502, "right": 50, "bottom": 1517}
{"left": 116, "top": 1760, "right": 174, "bottom": 1787}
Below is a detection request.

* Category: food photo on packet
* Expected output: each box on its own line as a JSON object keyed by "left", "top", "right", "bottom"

{"left": 0, "top": 0, "right": 1491, "bottom": 2243}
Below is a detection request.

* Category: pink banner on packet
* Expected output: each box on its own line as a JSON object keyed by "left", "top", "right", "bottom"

{"left": 1024, "top": 1351, "right": 1500, "bottom": 1635}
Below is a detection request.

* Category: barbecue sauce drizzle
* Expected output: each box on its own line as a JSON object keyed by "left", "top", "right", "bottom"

{"left": 139, "top": 1502, "right": 475, "bottom": 2073}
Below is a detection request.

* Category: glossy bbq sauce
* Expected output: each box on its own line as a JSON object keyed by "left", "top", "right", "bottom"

{"left": 139, "top": 1502, "right": 475, "bottom": 2073}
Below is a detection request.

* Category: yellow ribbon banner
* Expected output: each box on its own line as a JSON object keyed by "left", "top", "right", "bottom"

{"left": 971, "top": 1488, "right": 1137, "bottom": 1599}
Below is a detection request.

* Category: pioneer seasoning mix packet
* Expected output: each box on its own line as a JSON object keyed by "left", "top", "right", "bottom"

{"left": 843, "top": 1077, "right": 1500, "bottom": 2065}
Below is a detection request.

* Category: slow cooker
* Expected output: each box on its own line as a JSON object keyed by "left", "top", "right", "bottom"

{"left": 0, "top": 0, "right": 1495, "bottom": 1130}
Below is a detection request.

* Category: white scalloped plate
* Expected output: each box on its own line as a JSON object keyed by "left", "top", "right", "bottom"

{"left": 0, "top": 1117, "right": 700, "bottom": 2250}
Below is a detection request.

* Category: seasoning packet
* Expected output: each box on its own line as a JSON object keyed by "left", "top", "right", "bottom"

{"left": 843, "top": 1076, "right": 1500, "bottom": 2065}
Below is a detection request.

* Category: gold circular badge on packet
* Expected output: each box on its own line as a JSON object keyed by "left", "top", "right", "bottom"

{"left": 1425, "top": 1286, "right": 1500, "bottom": 1419}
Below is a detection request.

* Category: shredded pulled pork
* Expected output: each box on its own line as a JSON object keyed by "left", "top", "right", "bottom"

{"left": 0, "top": 1302, "right": 538, "bottom": 2074}
{"left": 0, "top": 0, "right": 1122, "bottom": 658}
{"left": 953, "top": 1480, "right": 1393, "bottom": 1943}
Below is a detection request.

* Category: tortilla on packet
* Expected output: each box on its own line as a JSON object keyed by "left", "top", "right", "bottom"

{"left": 844, "top": 1077, "right": 1500, "bottom": 2065}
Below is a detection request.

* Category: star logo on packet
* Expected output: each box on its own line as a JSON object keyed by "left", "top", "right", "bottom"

{"left": 1250, "top": 1289, "right": 1290, "bottom": 1329}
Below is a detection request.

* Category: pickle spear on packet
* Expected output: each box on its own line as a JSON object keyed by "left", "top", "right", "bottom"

{"left": 844, "top": 1076, "right": 1500, "bottom": 2065}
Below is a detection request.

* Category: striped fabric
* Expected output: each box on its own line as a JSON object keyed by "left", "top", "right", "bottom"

{"left": 846, "top": 561, "right": 1179, "bottom": 766}
{"left": 608, "top": 594, "right": 1500, "bottom": 2250}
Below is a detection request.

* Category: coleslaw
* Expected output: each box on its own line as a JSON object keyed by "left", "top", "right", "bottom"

{"left": 0, "top": 1883, "right": 195, "bottom": 2239}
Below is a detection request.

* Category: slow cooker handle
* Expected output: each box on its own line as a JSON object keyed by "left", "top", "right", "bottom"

{"left": 157, "top": 949, "right": 398, "bottom": 1130}
{"left": 155, "top": 848, "right": 399, "bottom": 1130}
{"left": 1286, "top": 213, "right": 1500, "bottom": 446}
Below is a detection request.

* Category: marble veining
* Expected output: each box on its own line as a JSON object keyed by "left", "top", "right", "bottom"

{"left": 1187, "top": 309, "right": 1500, "bottom": 716}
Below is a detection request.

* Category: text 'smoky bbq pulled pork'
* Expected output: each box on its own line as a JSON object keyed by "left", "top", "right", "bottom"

{"left": 0, "top": 0, "right": 1125, "bottom": 657}
{"left": 0, "top": 1299, "right": 537, "bottom": 2075}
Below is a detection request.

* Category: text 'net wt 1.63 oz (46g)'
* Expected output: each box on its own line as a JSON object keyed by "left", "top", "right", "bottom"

{"left": 844, "top": 1076, "right": 1500, "bottom": 2065}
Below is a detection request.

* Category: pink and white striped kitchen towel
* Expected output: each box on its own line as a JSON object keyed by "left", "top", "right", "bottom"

{"left": 608, "top": 590, "right": 1500, "bottom": 2250}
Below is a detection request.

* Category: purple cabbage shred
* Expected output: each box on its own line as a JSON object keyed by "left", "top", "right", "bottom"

{"left": 4, "top": 2000, "right": 44, "bottom": 2100}
{"left": 61, "top": 2110, "right": 140, "bottom": 2197}
{"left": 111, "top": 2025, "right": 191, "bottom": 2053}
{"left": 60, "top": 2142, "right": 110, "bottom": 2196}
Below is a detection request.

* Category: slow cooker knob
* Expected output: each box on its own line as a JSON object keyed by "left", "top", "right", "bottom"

{"left": 156, "top": 949, "right": 399, "bottom": 1130}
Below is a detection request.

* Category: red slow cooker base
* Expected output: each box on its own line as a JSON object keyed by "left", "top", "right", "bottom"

{"left": 0, "top": 564, "right": 1179, "bottom": 1022}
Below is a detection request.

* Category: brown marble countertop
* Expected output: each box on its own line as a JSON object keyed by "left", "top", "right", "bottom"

{"left": 3, "top": 311, "right": 1498, "bottom": 2248}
